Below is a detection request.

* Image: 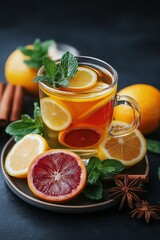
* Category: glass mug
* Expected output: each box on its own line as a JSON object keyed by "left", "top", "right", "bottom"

{"left": 38, "top": 56, "right": 140, "bottom": 159}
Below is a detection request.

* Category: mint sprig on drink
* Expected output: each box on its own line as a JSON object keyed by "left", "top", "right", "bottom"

{"left": 34, "top": 51, "right": 78, "bottom": 88}
{"left": 18, "top": 38, "right": 54, "bottom": 68}
{"left": 83, "top": 156, "right": 125, "bottom": 200}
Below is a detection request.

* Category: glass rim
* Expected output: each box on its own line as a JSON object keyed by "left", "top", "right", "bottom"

{"left": 38, "top": 55, "right": 118, "bottom": 95}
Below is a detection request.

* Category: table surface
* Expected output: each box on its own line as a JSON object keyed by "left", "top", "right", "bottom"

{"left": 0, "top": 1, "right": 160, "bottom": 240}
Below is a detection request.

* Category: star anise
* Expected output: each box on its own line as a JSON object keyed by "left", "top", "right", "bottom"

{"left": 130, "top": 200, "right": 160, "bottom": 223}
{"left": 108, "top": 174, "right": 146, "bottom": 209}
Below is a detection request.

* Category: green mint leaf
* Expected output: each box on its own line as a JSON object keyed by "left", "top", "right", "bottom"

{"left": 43, "top": 56, "right": 58, "bottom": 78}
{"left": 34, "top": 52, "right": 78, "bottom": 88}
{"left": 147, "top": 139, "right": 160, "bottom": 154}
{"left": 34, "top": 102, "right": 41, "bottom": 118}
{"left": 5, "top": 103, "right": 44, "bottom": 142}
{"left": 83, "top": 182, "right": 103, "bottom": 200}
{"left": 21, "top": 114, "right": 34, "bottom": 122}
{"left": 34, "top": 75, "right": 52, "bottom": 84}
{"left": 14, "top": 136, "right": 23, "bottom": 142}
{"left": 6, "top": 119, "right": 36, "bottom": 136}
{"left": 33, "top": 102, "right": 44, "bottom": 134}
{"left": 87, "top": 156, "right": 102, "bottom": 173}
{"left": 58, "top": 78, "right": 70, "bottom": 87}
{"left": 18, "top": 38, "right": 54, "bottom": 68}
{"left": 18, "top": 47, "right": 33, "bottom": 56}
{"left": 86, "top": 157, "right": 102, "bottom": 184}
{"left": 101, "top": 159, "right": 125, "bottom": 180}
{"left": 24, "top": 59, "right": 42, "bottom": 69}
{"left": 87, "top": 169, "right": 101, "bottom": 185}
{"left": 158, "top": 167, "right": 160, "bottom": 180}
{"left": 61, "top": 51, "right": 78, "bottom": 78}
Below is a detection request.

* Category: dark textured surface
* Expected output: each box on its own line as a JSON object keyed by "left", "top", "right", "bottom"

{"left": 0, "top": 1, "right": 160, "bottom": 239}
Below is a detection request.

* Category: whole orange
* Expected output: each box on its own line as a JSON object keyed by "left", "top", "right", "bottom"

{"left": 114, "top": 84, "right": 160, "bottom": 135}
{"left": 5, "top": 49, "right": 38, "bottom": 96}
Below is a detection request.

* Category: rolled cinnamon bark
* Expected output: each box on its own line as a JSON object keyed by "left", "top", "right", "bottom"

{"left": 0, "top": 84, "right": 15, "bottom": 126}
{"left": 0, "top": 82, "right": 5, "bottom": 102}
{"left": 116, "top": 174, "right": 148, "bottom": 182}
{"left": 10, "top": 86, "right": 24, "bottom": 122}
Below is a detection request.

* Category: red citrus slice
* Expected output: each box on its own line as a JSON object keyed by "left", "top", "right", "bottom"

{"left": 58, "top": 126, "right": 103, "bottom": 148}
{"left": 27, "top": 149, "right": 87, "bottom": 203}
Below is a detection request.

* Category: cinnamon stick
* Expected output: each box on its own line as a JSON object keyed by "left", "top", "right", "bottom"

{"left": 0, "top": 82, "right": 5, "bottom": 102}
{"left": 0, "top": 84, "right": 15, "bottom": 126}
{"left": 10, "top": 86, "right": 24, "bottom": 122}
{"left": 116, "top": 174, "right": 148, "bottom": 182}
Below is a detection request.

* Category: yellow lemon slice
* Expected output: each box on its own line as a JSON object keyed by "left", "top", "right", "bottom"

{"left": 62, "top": 66, "right": 97, "bottom": 92}
{"left": 5, "top": 134, "right": 50, "bottom": 178}
{"left": 40, "top": 97, "right": 72, "bottom": 131}
{"left": 77, "top": 82, "right": 116, "bottom": 121}
{"left": 97, "top": 121, "right": 147, "bottom": 167}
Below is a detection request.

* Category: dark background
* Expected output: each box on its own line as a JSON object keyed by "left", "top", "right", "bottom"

{"left": 0, "top": 0, "right": 160, "bottom": 240}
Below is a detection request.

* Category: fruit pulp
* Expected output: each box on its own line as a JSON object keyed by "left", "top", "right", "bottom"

{"left": 39, "top": 64, "right": 117, "bottom": 156}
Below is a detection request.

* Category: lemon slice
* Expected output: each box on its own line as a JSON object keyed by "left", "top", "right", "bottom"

{"left": 40, "top": 97, "right": 72, "bottom": 131}
{"left": 63, "top": 66, "right": 97, "bottom": 92}
{"left": 97, "top": 121, "right": 147, "bottom": 167}
{"left": 5, "top": 134, "right": 50, "bottom": 178}
{"left": 83, "top": 82, "right": 110, "bottom": 92}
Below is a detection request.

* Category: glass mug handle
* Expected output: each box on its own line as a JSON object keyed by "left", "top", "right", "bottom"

{"left": 109, "top": 95, "right": 141, "bottom": 137}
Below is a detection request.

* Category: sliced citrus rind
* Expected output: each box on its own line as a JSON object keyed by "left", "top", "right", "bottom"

{"left": 76, "top": 94, "right": 114, "bottom": 122}
{"left": 97, "top": 121, "right": 147, "bottom": 167}
{"left": 40, "top": 82, "right": 116, "bottom": 102}
{"left": 59, "top": 126, "right": 103, "bottom": 149}
{"left": 61, "top": 66, "right": 97, "bottom": 92}
{"left": 40, "top": 97, "right": 72, "bottom": 131}
{"left": 27, "top": 149, "right": 87, "bottom": 203}
{"left": 5, "top": 134, "right": 50, "bottom": 178}
{"left": 83, "top": 82, "right": 110, "bottom": 92}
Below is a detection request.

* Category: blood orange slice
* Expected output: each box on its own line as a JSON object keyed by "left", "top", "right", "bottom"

{"left": 27, "top": 149, "right": 87, "bottom": 203}
{"left": 58, "top": 126, "right": 103, "bottom": 148}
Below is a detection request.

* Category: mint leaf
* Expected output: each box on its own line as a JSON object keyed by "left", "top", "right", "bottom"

{"left": 147, "top": 139, "right": 160, "bottom": 154}
{"left": 83, "top": 157, "right": 125, "bottom": 200}
{"left": 18, "top": 48, "right": 33, "bottom": 56}
{"left": 61, "top": 51, "right": 78, "bottom": 78}
{"left": 101, "top": 159, "right": 125, "bottom": 180}
{"left": 6, "top": 116, "right": 36, "bottom": 136}
{"left": 87, "top": 169, "right": 101, "bottom": 185}
{"left": 24, "top": 59, "right": 42, "bottom": 69}
{"left": 34, "top": 102, "right": 41, "bottom": 118}
{"left": 43, "top": 56, "right": 57, "bottom": 78}
{"left": 87, "top": 156, "right": 102, "bottom": 172}
{"left": 5, "top": 102, "right": 44, "bottom": 142}
{"left": 18, "top": 38, "right": 54, "bottom": 68}
{"left": 83, "top": 182, "right": 103, "bottom": 200}
{"left": 34, "top": 52, "right": 78, "bottom": 88}
{"left": 34, "top": 75, "right": 51, "bottom": 84}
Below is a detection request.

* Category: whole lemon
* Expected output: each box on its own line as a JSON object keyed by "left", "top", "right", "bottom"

{"left": 114, "top": 84, "right": 160, "bottom": 135}
{"left": 5, "top": 49, "right": 38, "bottom": 96}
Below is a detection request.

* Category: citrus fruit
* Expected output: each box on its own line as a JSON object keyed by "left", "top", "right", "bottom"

{"left": 61, "top": 66, "right": 97, "bottom": 92}
{"left": 5, "top": 49, "right": 38, "bottom": 96}
{"left": 97, "top": 121, "right": 147, "bottom": 167}
{"left": 114, "top": 84, "right": 160, "bottom": 135}
{"left": 27, "top": 149, "right": 87, "bottom": 203}
{"left": 5, "top": 134, "right": 50, "bottom": 178}
{"left": 83, "top": 82, "right": 110, "bottom": 92}
{"left": 76, "top": 96, "right": 114, "bottom": 125}
{"left": 59, "top": 126, "right": 103, "bottom": 148}
{"left": 40, "top": 97, "right": 72, "bottom": 131}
